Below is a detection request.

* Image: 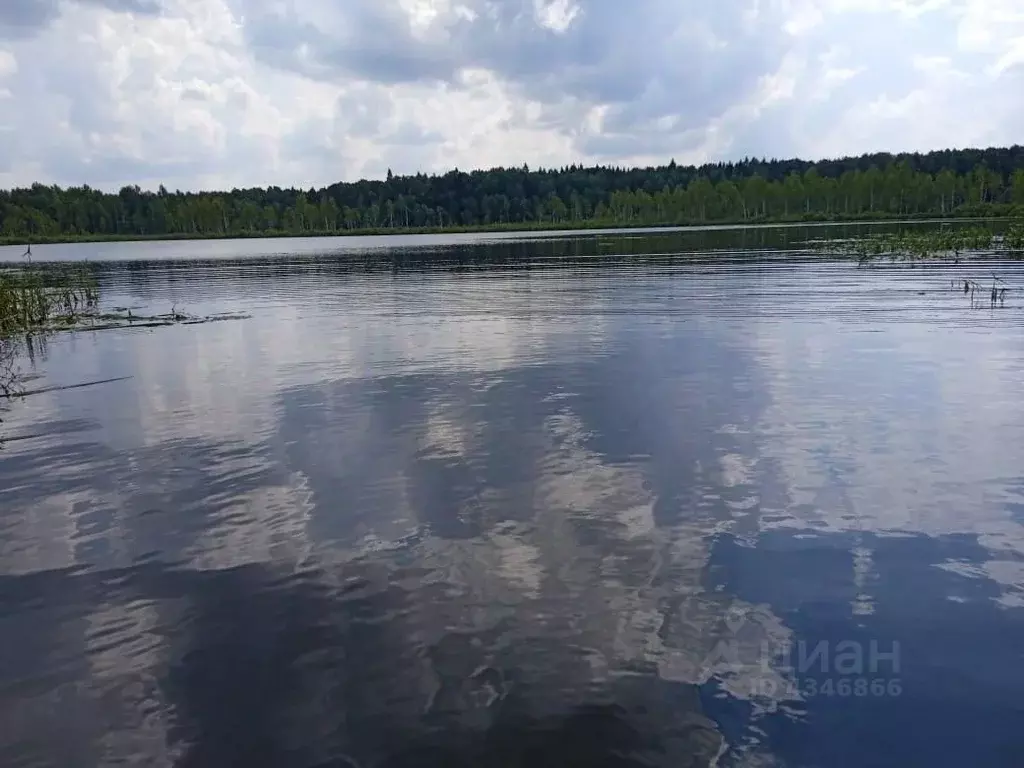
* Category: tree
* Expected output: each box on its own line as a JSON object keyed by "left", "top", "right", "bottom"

{"left": 686, "top": 177, "right": 715, "bottom": 221}
{"left": 715, "top": 180, "right": 743, "bottom": 220}
{"left": 936, "top": 169, "right": 957, "bottom": 214}
{"left": 863, "top": 166, "right": 884, "bottom": 212}
{"left": 782, "top": 173, "right": 804, "bottom": 216}
{"left": 547, "top": 193, "right": 568, "bottom": 223}
{"left": 2, "top": 145, "right": 1024, "bottom": 241}
{"left": 1013, "top": 169, "right": 1024, "bottom": 205}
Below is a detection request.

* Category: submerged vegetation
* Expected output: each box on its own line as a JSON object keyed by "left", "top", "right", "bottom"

{"left": 2, "top": 146, "right": 1024, "bottom": 243}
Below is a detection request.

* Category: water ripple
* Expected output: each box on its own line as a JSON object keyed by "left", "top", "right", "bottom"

{"left": 2, "top": 226, "right": 1024, "bottom": 767}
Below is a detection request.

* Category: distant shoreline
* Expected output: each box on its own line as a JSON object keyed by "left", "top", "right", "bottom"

{"left": 0, "top": 210, "right": 1015, "bottom": 248}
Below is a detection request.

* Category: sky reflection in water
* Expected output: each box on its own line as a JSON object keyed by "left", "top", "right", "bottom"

{"left": 2, "top": 227, "right": 1024, "bottom": 767}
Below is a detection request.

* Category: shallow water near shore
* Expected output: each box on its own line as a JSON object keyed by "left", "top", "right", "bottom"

{"left": 2, "top": 223, "right": 1024, "bottom": 767}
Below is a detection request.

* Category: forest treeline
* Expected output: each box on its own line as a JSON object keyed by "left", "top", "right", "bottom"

{"left": 2, "top": 145, "right": 1024, "bottom": 242}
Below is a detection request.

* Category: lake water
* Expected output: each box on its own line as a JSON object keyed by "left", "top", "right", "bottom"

{"left": 2, "top": 224, "right": 1024, "bottom": 767}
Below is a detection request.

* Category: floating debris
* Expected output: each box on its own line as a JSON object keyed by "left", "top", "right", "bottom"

{"left": 40, "top": 308, "right": 252, "bottom": 334}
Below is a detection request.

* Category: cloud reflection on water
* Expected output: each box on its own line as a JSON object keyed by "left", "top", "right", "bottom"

{"left": 3, "top": 241, "right": 1024, "bottom": 766}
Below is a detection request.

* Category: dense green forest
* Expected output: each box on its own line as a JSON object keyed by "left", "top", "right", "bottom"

{"left": 2, "top": 146, "right": 1024, "bottom": 243}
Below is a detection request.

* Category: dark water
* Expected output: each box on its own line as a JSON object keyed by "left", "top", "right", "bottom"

{"left": 2, "top": 224, "right": 1024, "bottom": 767}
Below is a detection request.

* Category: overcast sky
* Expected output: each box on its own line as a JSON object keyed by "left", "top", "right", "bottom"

{"left": 1, "top": 0, "right": 1022, "bottom": 191}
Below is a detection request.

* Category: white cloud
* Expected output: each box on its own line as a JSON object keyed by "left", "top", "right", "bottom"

{"left": 0, "top": 0, "right": 1022, "bottom": 190}
{"left": 0, "top": 51, "right": 17, "bottom": 78}
{"left": 533, "top": 0, "right": 579, "bottom": 33}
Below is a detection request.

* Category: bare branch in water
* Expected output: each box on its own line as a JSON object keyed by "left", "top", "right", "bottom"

{"left": 1, "top": 375, "right": 133, "bottom": 400}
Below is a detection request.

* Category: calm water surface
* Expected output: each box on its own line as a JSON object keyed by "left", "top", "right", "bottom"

{"left": 2, "top": 225, "right": 1024, "bottom": 767}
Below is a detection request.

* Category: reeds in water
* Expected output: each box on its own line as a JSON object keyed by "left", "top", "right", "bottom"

{"left": 949, "top": 274, "right": 1012, "bottom": 308}
{"left": 1, "top": 266, "right": 98, "bottom": 439}
{"left": 818, "top": 223, "right": 1023, "bottom": 265}
{"left": 1004, "top": 222, "right": 1024, "bottom": 251}
{"left": 0, "top": 265, "right": 99, "bottom": 336}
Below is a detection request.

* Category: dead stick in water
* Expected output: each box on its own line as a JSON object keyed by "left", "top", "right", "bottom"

{"left": 2, "top": 375, "right": 133, "bottom": 399}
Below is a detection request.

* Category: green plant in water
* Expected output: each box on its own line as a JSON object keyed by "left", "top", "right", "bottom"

{"left": 1004, "top": 222, "right": 1024, "bottom": 251}
{"left": 819, "top": 222, "right": 1024, "bottom": 265}
{"left": 0, "top": 265, "right": 99, "bottom": 336}
{"left": 0, "top": 264, "right": 99, "bottom": 441}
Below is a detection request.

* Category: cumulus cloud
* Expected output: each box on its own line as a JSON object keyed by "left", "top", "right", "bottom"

{"left": 0, "top": 0, "right": 163, "bottom": 39}
{"left": 0, "top": 0, "right": 1022, "bottom": 190}
{"left": 235, "top": 0, "right": 791, "bottom": 158}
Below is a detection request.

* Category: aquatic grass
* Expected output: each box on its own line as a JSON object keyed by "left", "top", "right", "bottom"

{"left": 1004, "top": 222, "right": 1024, "bottom": 251}
{"left": 948, "top": 273, "right": 1013, "bottom": 309}
{"left": 812, "top": 225, "right": 1022, "bottom": 314}
{"left": 0, "top": 265, "right": 251, "bottom": 445}
{"left": 0, "top": 264, "right": 99, "bottom": 336}
{"left": 1, "top": 265, "right": 98, "bottom": 436}
{"left": 0, "top": 265, "right": 100, "bottom": 442}
{"left": 816, "top": 223, "right": 1024, "bottom": 265}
